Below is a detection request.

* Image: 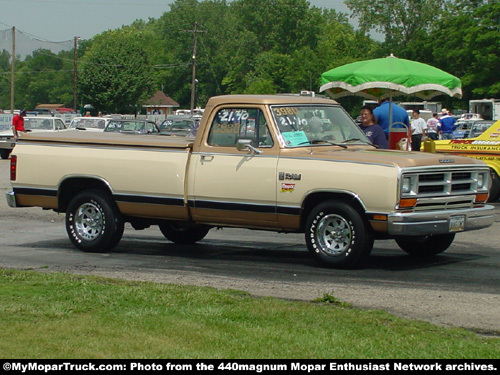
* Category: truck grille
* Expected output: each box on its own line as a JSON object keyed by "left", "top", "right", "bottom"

{"left": 400, "top": 167, "right": 489, "bottom": 210}
{"left": 418, "top": 171, "right": 475, "bottom": 195}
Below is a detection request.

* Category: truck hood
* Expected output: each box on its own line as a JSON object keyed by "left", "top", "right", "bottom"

{"left": 281, "top": 146, "right": 487, "bottom": 169}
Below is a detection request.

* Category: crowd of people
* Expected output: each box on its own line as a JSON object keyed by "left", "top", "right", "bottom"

{"left": 357, "top": 100, "right": 457, "bottom": 151}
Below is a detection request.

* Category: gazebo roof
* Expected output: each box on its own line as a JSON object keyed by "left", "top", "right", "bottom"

{"left": 144, "top": 91, "right": 179, "bottom": 107}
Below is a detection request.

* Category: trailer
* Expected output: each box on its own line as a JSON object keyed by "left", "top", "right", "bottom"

{"left": 469, "top": 99, "right": 500, "bottom": 121}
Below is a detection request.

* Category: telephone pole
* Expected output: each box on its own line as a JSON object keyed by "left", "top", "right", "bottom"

{"left": 10, "top": 26, "right": 15, "bottom": 113}
{"left": 73, "top": 36, "right": 80, "bottom": 112}
{"left": 185, "top": 23, "right": 205, "bottom": 111}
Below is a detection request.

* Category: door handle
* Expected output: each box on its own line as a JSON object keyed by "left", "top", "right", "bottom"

{"left": 200, "top": 154, "right": 214, "bottom": 162}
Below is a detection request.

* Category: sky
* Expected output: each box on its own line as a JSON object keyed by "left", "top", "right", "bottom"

{"left": 0, "top": 0, "right": 353, "bottom": 45}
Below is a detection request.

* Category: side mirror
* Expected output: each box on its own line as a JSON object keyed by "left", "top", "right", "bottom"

{"left": 236, "top": 139, "right": 262, "bottom": 155}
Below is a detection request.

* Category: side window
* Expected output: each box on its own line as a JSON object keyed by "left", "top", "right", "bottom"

{"left": 207, "top": 108, "right": 273, "bottom": 148}
{"left": 55, "top": 119, "right": 66, "bottom": 130}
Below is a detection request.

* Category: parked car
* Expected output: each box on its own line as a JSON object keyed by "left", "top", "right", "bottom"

{"left": 68, "top": 117, "right": 109, "bottom": 132}
{"left": 453, "top": 119, "right": 481, "bottom": 139}
{"left": 468, "top": 120, "right": 495, "bottom": 139}
{"left": 104, "top": 119, "right": 159, "bottom": 134}
{"left": 159, "top": 116, "right": 199, "bottom": 137}
{"left": 425, "top": 119, "right": 500, "bottom": 201}
{"left": 0, "top": 116, "right": 67, "bottom": 159}
{"left": 24, "top": 116, "right": 67, "bottom": 132}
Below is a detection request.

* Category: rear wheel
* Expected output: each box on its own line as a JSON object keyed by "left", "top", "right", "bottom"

{"left": 159, "top": 222, "right": 211, "bottom": 244}
{"left": 305, "top": 201, "right": 373, "bottom": 268}
{"left": 66, "top": 190, "right": 124, "bottom": 252}
{"left": 395, "top": 233, "right": 455, "bottom": 257}
{"left": 0, "top": 150, "right": 10, "bottom": 159}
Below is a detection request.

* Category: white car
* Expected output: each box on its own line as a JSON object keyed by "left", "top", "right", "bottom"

{"left": 0, "top": 116, "right": 67, "bottom": 159}
{"left": 68, "top": 117, "right": 110, "bottom": 132}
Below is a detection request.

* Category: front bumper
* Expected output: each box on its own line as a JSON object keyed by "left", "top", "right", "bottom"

{"left": 388, "top": 205, "right": 495, "bottom": 236}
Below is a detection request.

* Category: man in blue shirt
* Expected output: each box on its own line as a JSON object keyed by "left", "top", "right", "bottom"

{"left": 373, "top": 99, "right": 410, "bottom": 139}
{"left": 438, "top": 112, "right": 457, "bottom": 139}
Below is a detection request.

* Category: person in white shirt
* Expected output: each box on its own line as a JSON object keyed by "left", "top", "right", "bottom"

{"left": 411, "top": 109, "right": 427, "bottom": 151}
{"left": 426, "top": 112, "right": 439, "bottom": 140}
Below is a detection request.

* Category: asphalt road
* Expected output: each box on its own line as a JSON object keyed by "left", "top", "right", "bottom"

{"left": 1, "top": 159, "right": 499, "bottom": 335}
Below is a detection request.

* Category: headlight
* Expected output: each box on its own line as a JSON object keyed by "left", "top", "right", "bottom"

{"left": 477, "top": 173, "right": 485, "bottom": 189}
{"left": 402, "top": 176, "right": 412, "bottom": 194}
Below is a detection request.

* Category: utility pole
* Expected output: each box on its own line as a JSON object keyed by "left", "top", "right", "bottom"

{"left": 73, "top": 36, "right": 79, "bottom": 112}
{"left": 10, "top": 26, "right": 15, "bottom": 113}
{"left": 185, "top": 23, "right": 205, "bottom": 111}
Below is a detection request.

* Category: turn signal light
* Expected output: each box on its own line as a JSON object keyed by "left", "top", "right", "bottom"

{"left": 474, "top": 193, "right": 489, "bottom": 203}
{"left": 399, "top": 198, "right": 417, "bottom": 208}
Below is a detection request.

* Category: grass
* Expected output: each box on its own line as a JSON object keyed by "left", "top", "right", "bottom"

{"left": 0, "top": 268, "right": 498, "bottom": 359}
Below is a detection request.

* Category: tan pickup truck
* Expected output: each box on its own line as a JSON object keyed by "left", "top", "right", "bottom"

{"left": 6, "top": 94, "right": 495, "bottom": 268}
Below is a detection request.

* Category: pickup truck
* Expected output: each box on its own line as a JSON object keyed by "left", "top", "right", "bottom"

{"left": 6, "top": 94, "right": 495, "bottom": 268}
{"left": 424, "top": 119, "right": 500, "bottom": 202}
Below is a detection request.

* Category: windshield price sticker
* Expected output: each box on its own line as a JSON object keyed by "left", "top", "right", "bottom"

{"left": 273, "top": 107, "right": 307, "bottom": 129}
{"left": 282, "top": 131, "right": 309, "bottom": 146}
{"left": 449, "top": 215, "right": 465, "bottom": 232}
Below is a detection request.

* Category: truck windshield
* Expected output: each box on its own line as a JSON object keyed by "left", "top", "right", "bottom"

{"left": 270, "top": 105, "right": 370, "bottom": 147}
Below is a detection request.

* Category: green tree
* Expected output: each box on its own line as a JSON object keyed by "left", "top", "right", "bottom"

{"left": 420, "top": 0, "right": 500, "bottom": 102}
{"left": 14, "top": 49, "right": 73, "bottom": 110}
{"left": 345, "top": 0, "right": 447, "bottom": 54}
{"left": 78, "top": 28, "right": 158, "bottom": 113}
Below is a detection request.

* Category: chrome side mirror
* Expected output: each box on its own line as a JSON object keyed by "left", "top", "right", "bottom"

{"left": 236, "top": 139, "right": 262, "bottom": 154}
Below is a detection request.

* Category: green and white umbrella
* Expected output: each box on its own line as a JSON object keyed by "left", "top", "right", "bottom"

{"left": 319, "top": 55, "right": 462, "bottom": 100}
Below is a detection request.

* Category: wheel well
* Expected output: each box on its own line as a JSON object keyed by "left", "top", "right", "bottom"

{"left": 58, "top": 177, "right": 113, "bottom": 212}
{"left": 300, "top": 192, "right": 366, "bottom": 231}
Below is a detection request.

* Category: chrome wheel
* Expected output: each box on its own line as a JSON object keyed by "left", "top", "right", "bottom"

{"left": 316, "top": 214, "right": 352, "bottom": 256}
{"left": 75, "top": 202, "right": 104, "bottom": 241}
{"left": 305, "top": 201, "right": 373, "bottom": 268}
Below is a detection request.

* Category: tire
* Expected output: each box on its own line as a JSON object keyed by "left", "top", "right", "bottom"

{"left": 159, "top": 222, "right": 211, "bottom": 244}
{"left": 305, "top": 201, "right": 373, "bottom": 268}
{"left": 488, "top": 169, "right": 500, "bottom": 202}
{"left": 395, "top": 233, "right": 455, "bottom": 257}
{"left": 66, "top": 190, "right": 124, "bottom": 252}
{"left": 1, "top": 149, "right": 10, "bottom": 159}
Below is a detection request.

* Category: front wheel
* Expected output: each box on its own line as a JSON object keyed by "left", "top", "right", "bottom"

{"left": 305, "top": 201, "right": 373, "bottom": 268}
{"left": 395, "top": 233, "right": 455, "bottom": 257}
{"left": 488, "top": 169, "right": 500, "bottom": 202}
{"left": 66, "top": 190, "right": 124, "bottom": 252}
{"left": 159, "top": 222, "right": 211, "bottom": 244}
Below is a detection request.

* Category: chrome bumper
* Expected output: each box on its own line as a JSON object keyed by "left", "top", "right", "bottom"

{"left": 5, "top": 190, "right": 17, "bottom": 208}
{"left": 388, "top": 205, "right": 495, "bottom": 236}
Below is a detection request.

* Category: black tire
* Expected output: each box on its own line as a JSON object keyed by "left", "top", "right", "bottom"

{"left": 66, "top": 189, "right": 124, "bottom": 252}
{"left": 1, "top": 149, "right": 10, "bottom": 159}
{"left": 305, "top": 201, "right": 373, "bottom": 268}
{"left": 395, "top": 233, "right": 455, "bottom": 257}
{"left": 159, "top": 222, "right": 211, "bottom": 244}
{"left": 488, "top": 169, "right": 500, "bottom": 202}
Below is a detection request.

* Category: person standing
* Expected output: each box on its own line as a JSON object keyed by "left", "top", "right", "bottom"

{"left": 373, "top": 99, "right": 410, "bottom": 139}
{"left": 12, "top": 109, "right": 27, "bottom": 140}
{"left": 358, "top": 106, "right": 388, "bottom": 149}
{"left": 438, "top": 111, "right": 457, "bottom": 139}
{"left": 410, "top": 109, "right": 427, "bottom": 151}
{"left": 426, "top": 112, "right": 440, "bottom": 140}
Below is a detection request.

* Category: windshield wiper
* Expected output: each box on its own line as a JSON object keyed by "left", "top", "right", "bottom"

{"left": 343, "top": 137, "right": 374, "bottom": 146}
{"left": 297, "top": 140, "right": 348, "bottom": 148}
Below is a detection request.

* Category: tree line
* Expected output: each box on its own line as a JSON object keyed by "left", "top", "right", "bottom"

{"left": 0, "top": 0, "right": 498, "bottom": 115}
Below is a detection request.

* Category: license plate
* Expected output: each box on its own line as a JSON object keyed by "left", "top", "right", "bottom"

{"left": 449, "top": 215, "right": 465, "bottom": 232}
